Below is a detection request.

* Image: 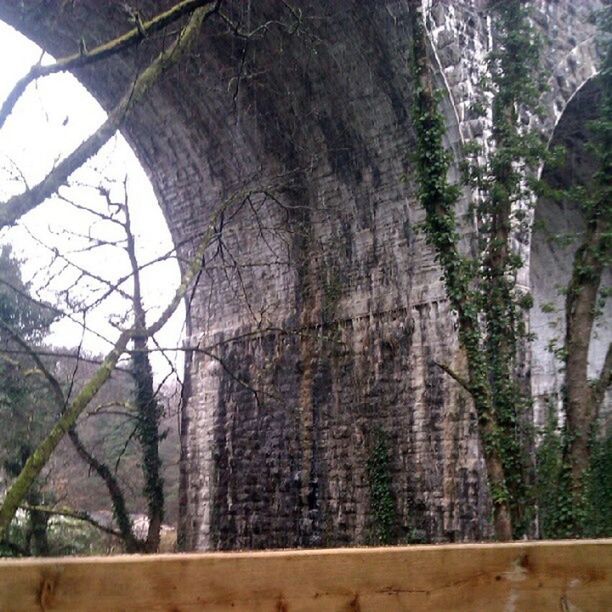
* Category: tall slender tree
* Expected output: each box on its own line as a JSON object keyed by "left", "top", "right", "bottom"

{"left": 410, "top": 0, "right": 543, "bottom": 540}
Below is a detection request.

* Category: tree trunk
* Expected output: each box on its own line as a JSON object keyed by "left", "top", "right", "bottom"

{"left": 25, "top": 490, "right": 49, "bottom": 557}
{"left": 125, "top": 202, "right": 164, "bottom": 554}
{"left": 409, "top": 0, "right": 514, "bottom": 541}
{"left": 564, "top": 218, "right": 607, "bottom": 492}
{"left": 68, "top": 428, "right": 142, "bottom": 553}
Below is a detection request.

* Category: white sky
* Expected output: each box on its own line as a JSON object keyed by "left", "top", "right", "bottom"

{"left": 0, "top": 21, "right": 185, "bottom": 381}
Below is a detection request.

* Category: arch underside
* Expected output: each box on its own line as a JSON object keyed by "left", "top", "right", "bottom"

{"left": 0, "top": 0, "right": 604, "bottom": 549}
{"left": 531, "top": 76, "right": 611, "bottom": 431}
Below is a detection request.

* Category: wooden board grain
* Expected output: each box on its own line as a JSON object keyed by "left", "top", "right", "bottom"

{"left": 0, "top": 539, "right": 610, "bottom": 611}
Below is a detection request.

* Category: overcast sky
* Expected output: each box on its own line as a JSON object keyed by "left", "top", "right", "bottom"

{"left": 0, "top": 21, "right": 184, "bottom": 380}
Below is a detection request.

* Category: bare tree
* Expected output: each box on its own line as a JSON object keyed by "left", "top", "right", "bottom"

{"left": 0, "top": 0, "right": 220, "bottom": 546}
{"left": 0, "top": 0, "right": 309, "bottom": 550}
{"left": 0, "top": 176, "right": 249, "bottom": 542}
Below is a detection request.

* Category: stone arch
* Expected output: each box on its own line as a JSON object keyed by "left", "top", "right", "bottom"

{"left": 532, "top": 0, "right": 603, "bottom": 143}
{"left": 0, "top": 1, "right": 491, "bottom": 550}
{"left": 530, "top": 75, "right": 610, "bottom": 429}
{"left": 520, "top": 0, "right": 605, "bottom": 434}
{"left": 424, "top": 0, "right": 603, "bottom": 148}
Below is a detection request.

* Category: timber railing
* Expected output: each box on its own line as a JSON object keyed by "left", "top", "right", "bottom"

{"left": 1, "top": 539, "right": 610, "bottom": 610}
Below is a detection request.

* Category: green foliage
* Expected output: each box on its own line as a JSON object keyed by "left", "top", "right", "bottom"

{"left": 410, "top": 1, "right": 545, "bottom": 538}
{"left": 367, "top": 430, "right": 397, "bottom": 545}
{"left": 535, "top": 405, "right": 568, "bottom": 538}
{"left": 583, "top": 434, "right": 612, "bottom": 537}
{"left": 47, "top": 517, "right": 115, "bottom": 556}
{"left": 321, "top": 262, "right": 342, "bottom": 323}
{"left": 0, "top": 245, "right": 55, "bottom": 342}
{"left": 536, "top": 412, "right": 612, "bottom": 539}
{"left": 479, "top": 6, "right": 544, "bottom": 538}
{"left": 0, "top": 248, "right": 60, "bottom": 552}
{"left": 0, "top": 245, "right": 57, "bottom": 479}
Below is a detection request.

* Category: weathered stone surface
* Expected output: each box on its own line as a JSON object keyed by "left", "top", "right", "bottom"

{"left": 0, "top": 0, "right": 606, "bottom": 550}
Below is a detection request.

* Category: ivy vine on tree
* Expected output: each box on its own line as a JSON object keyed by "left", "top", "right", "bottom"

{"left": 409, "top": 0, "right": 550, "bottom": 540}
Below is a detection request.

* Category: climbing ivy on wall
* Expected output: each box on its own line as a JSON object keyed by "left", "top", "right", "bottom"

{"left": 531, "top": 6, "right": 611, "bottom": 537}
{"left": 408, "top": 0, "right": 545, "bottom": 540}
{"left": 410, "top": 0, "right": 612, "bottom": 542}
{"left": 536, "top": 408, "right": 611, "bottom": 539}
{"left": 367, "top": 430, "right": 397, "bottom": 545}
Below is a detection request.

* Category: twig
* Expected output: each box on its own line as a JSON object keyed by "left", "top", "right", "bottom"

{"left": 68, "top": 428, "right": 141, "bottom": 551}
{"left": 433, "top": 360, "right": 473, "bottom": 396}
{"left": 0, "top": 319, "right": 65, "bottom": 407}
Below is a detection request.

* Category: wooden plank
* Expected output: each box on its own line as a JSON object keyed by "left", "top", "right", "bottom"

{"left": 0, "top": 539, "right": 610, "bottom": 611}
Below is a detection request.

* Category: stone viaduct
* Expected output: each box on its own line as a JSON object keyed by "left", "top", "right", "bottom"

{"left": 0, "top": 0, "right": 606, "bottom": 549}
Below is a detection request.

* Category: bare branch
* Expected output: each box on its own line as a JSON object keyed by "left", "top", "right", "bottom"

{"left": 0, "top": 2, "right": 218, "bottom": 229}
{"left": 433, "top": 360, "right": 474, "bottom": 396}
{"left": 0, "top": 318, "right": 65, "bottom": 408}
{"left": 0, "top": 348, "right": 133, "bottom": 374}
{"left": 0, "top": 0, "right": 218, "bottom": 129}
{"left": 0, "top": 183, "right": 273, "bottom": 541}
{"left": 68, "top": 427, "right": 141, "bottom": 551}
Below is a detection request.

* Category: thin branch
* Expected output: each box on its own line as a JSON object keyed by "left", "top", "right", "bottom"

{"left": 433, "top": 360, "right": 474, "bottom": 396}
{"left": 68, "top": 427, "right": 141, "bottom": 551}
{"left": 0, "top": 0, "right": 218, "bottom": 129}
{"left": 86, "top": 400, "right": 134, "bottom": 417}
{"left": 217, "top": 2, "right": 304, "bottom": 41}
{"left": 0, "top": 185, "right": 262, "bottom": 540}
{"left": 0, "top": 243, "right": 126, "bottom": 352}
{"left": 0, "top": 348, "right": 133, "bottom": 374}
{"left": 0, "top": 319, "right": 65, "bottom": 407}
{"left": 61, "top": 313, "right": 88, "bottom": 406}
{"left": 114, "top": 422, "right": 140, "bottom": 475}
{"left": 0, "top": 326, "right": 132, "bottom": 541}
{"left": 24, "top": 226, "right": 133, "bottom": 302}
